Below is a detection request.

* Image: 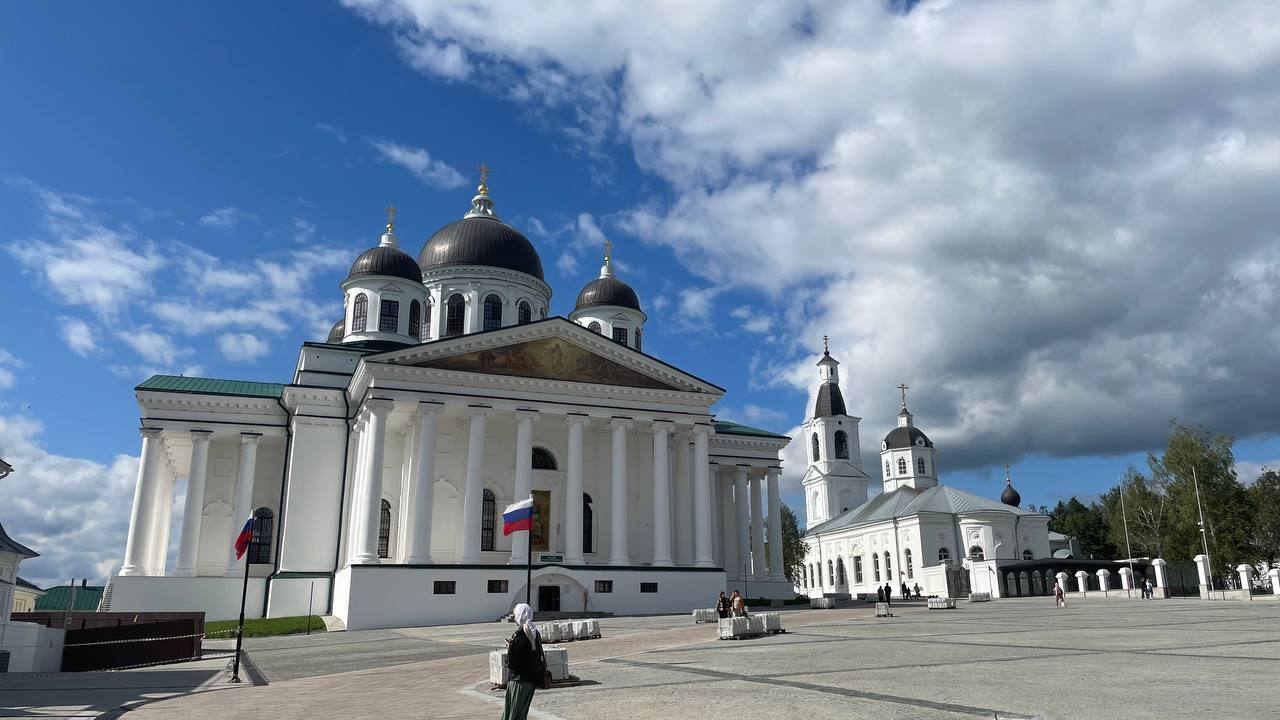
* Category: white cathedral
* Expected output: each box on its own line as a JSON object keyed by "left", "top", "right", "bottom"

{"left": 797, "top": 345, "right": 1051, "bottom": 600}
{"left": 108, "top": 176, "right": 793, "bottom": 629}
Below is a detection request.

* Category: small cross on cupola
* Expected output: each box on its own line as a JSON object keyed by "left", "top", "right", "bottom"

{"left": 897, "top": 383, "right": 914, "bottom": 427}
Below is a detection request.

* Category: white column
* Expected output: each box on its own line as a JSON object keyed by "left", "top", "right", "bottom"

{"left": 148, "top": 466, "right": 175, "bottom": 576}
{"left": 692, "top": 425, "right": 714, "bottom": 567}
{"left": 721, "top": 469, "right": 738, "bottom": 578}
{"left": 226, "top": 432, "right": 262, "bottom": 574}
{"left": 510, "top": 410, "right": 539, "bottom": 564}
{"left": 1119, "top": 566, "right": 1134, "bottom": 591}
{"left": 651, "top": 421, "right": 674, "bottom": 567}
{"left": 609, "top": 418, "right": 633, "bottom": 566}
{"left": 767, "top": 468, "right": 785, "bottom": 581}
{"left": 346, "top": 416, "right": 369, "bottom": 564}
{"left": 404, "top": 402, "right": 442, "bottom": 564}
{"left": 734, "top": 466, "right": 751, "bottom": 581}
{"left": 749, "top": 469, "right": 766, "bottom": 580}
{"left": 1152, "top": 558, "right": 1169, "bottom": 588}
{"left": 1096, "top": 568, "right": 1111, "bottom": 593}
{"left": 565, "top": 414, "right": 590, "bottom": 564}
{"left": 1075, "top": 570, "right": 1089, "bottom": 593}
{"left": 352, "top": 400, "right": 394, "bottom": 563}
{"left": 1236, "top": 564, "right": 1254, "bottom": 592}
{"left": 673, "top": 433, "right": 693, "bottom": 566}
{"left": 174, "top": 430, "right": 212, "bottom": 577}
{"left": 459, "top": 405, "right": 489, "bottom": 564}
{"left": 120, "top": 428, "right": 164, "bottom": 577}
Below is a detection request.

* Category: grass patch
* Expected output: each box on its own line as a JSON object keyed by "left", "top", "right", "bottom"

{"left": 205, "top": 615, "right": 326, "bottom": 638}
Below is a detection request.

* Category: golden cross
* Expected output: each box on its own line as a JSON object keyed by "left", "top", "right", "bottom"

{"left": 1005, "top": 463, "right": 1011, "bottom": 480}
{"left": 898, "top": 383, "right": 909, "bottom": 408}
{"left": 385, "top": 204, "right": 397, "bottom": 230}
{"left": 823, "top": 334, "right": 829, "bottom": 353}
{"left": 604, "top": 238, "right": 613, "bottom": 262}
{"left": 476, "top": 162, "right": 490, "bottom": 187}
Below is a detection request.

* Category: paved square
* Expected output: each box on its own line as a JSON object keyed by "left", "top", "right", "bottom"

{"left": 30, "top": 597, "right": 1280, "bottom": 719}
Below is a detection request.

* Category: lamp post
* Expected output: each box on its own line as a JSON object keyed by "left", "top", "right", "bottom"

{"left": 1192, "top": 467, "right": 1214, "bottom": 594}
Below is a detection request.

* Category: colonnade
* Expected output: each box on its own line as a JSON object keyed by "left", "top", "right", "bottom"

{"left": 711, "top": 463, "right": 786, "bottom": 582}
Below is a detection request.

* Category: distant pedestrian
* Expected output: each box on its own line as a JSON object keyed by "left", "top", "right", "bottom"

{"left": 877, "top": 586, "right": 885, "bottom": 603}
{"left": 913, "top": 583, "right": 922, "bottom": 599}
{"left": 716, "top": 591, "right": 731, "bottom": 619}
{"left": 901, "top": 582, "right": 910, "bottom": 599}
{"left": 731, "top": 590, "right": 748, "bottom": 617}
{"left": 1054, "top": 582, "right": 1066, "bottom": 608}
{"left": 502, "top": 603, "right": 545, "bottom": 720}
{"left": 883, "top": 584, "right": 892, "bottom": 608}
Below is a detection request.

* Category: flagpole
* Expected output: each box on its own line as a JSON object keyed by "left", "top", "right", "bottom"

{"left": 527, "top": 494, "right": 533, "bottom": 608}
{"left": 1118, "top": 476, "right": 1135, "bottom": 594}
{"left": 1192, "top": 467, "right": 1214, "bottom": 594}
{"left": 230, "top": 523, "right": 253, "bottom": 683}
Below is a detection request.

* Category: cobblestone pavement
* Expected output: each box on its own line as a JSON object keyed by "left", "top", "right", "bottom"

{"left": 21, "top": 596, "right": 1280, "bottom": 719}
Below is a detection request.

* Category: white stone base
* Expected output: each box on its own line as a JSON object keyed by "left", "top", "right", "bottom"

{"left": 1, "top": 622, "right": 65, "bottom": 672}
{"left": 109, "top": 575, "right": 269, "bottom": 622}
{"left": 723, "top": 578, "right": 795, "bottom": 600}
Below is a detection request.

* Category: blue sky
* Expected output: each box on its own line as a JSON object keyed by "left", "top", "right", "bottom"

{"left": 3, "top": 1, "right": 1280, "bottom": 587}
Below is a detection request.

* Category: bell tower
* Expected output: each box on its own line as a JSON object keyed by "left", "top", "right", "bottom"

{"left": 800, "top": 337, "right": 871, "bottom": 527}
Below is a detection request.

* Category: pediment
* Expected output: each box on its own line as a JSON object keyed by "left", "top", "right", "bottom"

{"left": 409, "top": 336, "right": 681, "bottom": 390}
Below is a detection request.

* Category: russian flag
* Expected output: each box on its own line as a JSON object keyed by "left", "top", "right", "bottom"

{"left": 502, "top": 498, "right": 534, "bottom": 536}
{"left": 233, "top": 517, "right": 254, "bottom": 560}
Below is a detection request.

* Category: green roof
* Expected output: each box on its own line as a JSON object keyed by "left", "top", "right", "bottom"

{"left": 137, "top": 375, "right": 285, "bottom": 398}
{"left": 714, "top": 420, "right": 789, "bottom": 440}
{"left": 35, "top": 584, "right": 105, "bottom": 611}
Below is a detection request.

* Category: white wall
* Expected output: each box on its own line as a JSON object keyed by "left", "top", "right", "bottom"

{"left": 110, "top": 576, "right": 268, "bottom": 622}
{"left": 266, "top": 576, "right": 332, "bottom": 618}
{"left": 3, "top": 623, "right": 65, "bottom": 672}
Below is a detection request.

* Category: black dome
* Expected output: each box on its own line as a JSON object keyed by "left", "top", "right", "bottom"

{"left": 419, "top": 216, "right": 544, "bottom": 280}
{"left": 326, "top": 319, "right": 344, "bottom": 343}
{"left": 884, "top": 426, "right": 933, "bottom": 450}
{"left": 1001, "top": 481, "right": 1022, "bottom": 507}
{"left": 814, "top": 383, "right": 846, "bottom": 417}
{"left": 348, "top": 246, "right": 423, "bottom": 283}
{"left": 576, "top": 276, "right": 641, "bottom": 312}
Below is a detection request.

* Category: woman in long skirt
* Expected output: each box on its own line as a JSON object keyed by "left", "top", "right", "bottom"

{"left": 502, "top": 603, "right": 541, "bottom": 720}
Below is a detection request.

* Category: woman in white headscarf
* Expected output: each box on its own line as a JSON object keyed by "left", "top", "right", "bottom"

{"left": 502, "top": 602, "right": 543, "bottom": 720}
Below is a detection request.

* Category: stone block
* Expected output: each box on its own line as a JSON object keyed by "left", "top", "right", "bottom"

{"left": 763, "top": 612, "right": 784, "bottom": 632}
{"left": 875, "top": 602, "right": 891, "bottom": 617}
{"left": 927, "top": 597, "right": 956, "bottom": 609}
{"left": 692, "top": 608, "right": 718, "bottom": 623}
{"left": 748, "top": 616, "right": 765, "bottom": 635}
{"left": 543, "top": 645, "right": 570, "bottom": 681}
{"left": 969, "top": 592, "right": 992, "bottom": 602}
{"left": 810, "top": 597, "right": 835, "bottom": 609}
{"left": 718, "top": 617, "right": 749, "bottom": 639}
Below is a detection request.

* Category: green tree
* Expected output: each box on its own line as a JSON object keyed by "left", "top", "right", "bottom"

{"left": 1248, "top": 469, "right": 1280, "bottom": 566}
{"left": 1099, "top": 466, "right": 1170, "bottom": 558}
{"left": 1048, "top": 497, "right": 1116, "bottom": 559}
{"left": 764, "top": 503, "right": 807, "bottom": 585}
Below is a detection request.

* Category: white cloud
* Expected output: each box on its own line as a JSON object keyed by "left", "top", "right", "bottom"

{"left": 57, "top": 317, "right": 98, "bottom": 357}
{"left": 313, "top": 122, "right": 348, "bottom": 143}
{"left": 1236, "top": 460, "right": 1278, "bottom": 486}
{"left": 0, "top": 348, "right": 24, "bottom": 390}
{"left": 556, "top": 252, "right": 579, "bottom": 276}
{"left": 730, "top": 306, "right": 773, "bottom": 335}
{"left": 355, "top": 0, "right": 1280, "bottom": 470}
{"left": 218, "top": 332, "right": 270, "bottom": 362}
{"left": 198, "top": 206, "right": 256, "bottom": 229}
{"left": 118, "top": 327, "right": 191, "bottom": 367}
{"left": 0, "top": 414, "right": 140, "bottom": 588}
{"left": 368, "top": 138, "right": 467, "bottom": 189}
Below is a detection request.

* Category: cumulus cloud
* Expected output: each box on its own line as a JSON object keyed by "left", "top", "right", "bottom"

{"left": 118, "top": 326, "right": 192, "bottom": 367}
{"left": 57, "top": 317, "right": 98, "bottom": 357}
{"left": 354, "top": 0, "right": 1280, "bottom": 471}
{"left": 0, "top": 348, "right": 24, "bottom": 390}
{"left": 218, "top": 332, "right": 270, "bottom": 362}
{"left": 198, "top": 206, "right": 256, "bottom": 229}
{"left": 0, "top": 414, "right": 140, "bottom": 587}
{"left": 368, "top": 137, "right": 467, "bottom": 189}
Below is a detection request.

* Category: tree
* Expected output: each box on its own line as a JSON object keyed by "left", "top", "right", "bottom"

{"left": 1099, "top": 466, "right": 1170, "bottom": 559}
{"left": 1248, "top": 469, "right": 1280, "bottom": 566}
{"left": 764, "top": 503, "right": 807, "bottom": 586}
{"left": 1048, "top": 498, "right": 1116, "bottom": 559}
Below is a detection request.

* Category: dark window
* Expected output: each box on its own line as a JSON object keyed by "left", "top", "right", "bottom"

{"left": 634, "top": 328, "right": 643, "bottom": 352}
{"left": 445, "top": 294, "right": 465, "bottom": 337}
{"left": 811, "top": 433, "right": 820, "bottom": 462}
{"left": 834, "top": 431, "right": 849, "bottom": 459}
{"left": 897, "top": 457, "right": 907, "bottom": 475}
{"left": 917, "top": 457, "right": 926, "bottom": 474}
{"left": 409, "top": 300, "right": 421, "bottom": 338}
{"left": 433, "top": 581, "right": 456, "bottom": 594}
{"left": 487, "top": 579, "right": 509, "bottom": 593}
{"left": 595, "top": 580, "right": 613, "bottom": 593}
{"left": 612, "top": 327, "right": 628, "bottom": 345}
{"left": 425, "top": 300, "right": 433, "bottom": 337}
{"left": 248, "top": 507, "right": 273, "bottom": 564}
{"left": 938, "top": 547, "right": 950, "bottom": 562}
{"left": 483, "top": 294, "right": 503, "bottom": 331}
{"left": 378, "top": 499, "right": 391, "bottom": 558}
{"left": 836, "top": 558, "right": 846, "bottom": 585}
{"left": 1023, "top": 549, "right": 1034, "bottom": 560}
{"left": 884, "top": 552, "right": 891, "bottom": 578}
{"left": 873, "top": 553, "right": 881, "bottom": 581}
{"left": 854, "top": 555, "right": 863, "bottom": 583}
{"left": 481, "top": 489, "right": 495, "bottom": 551}
{"left": 379, "top": 299, "right": 399, "bottom": 333}
{"left": 885, "top": 459, "right": 891, "bottom": 476}
{"left": 969, "top": 545, "right": 985, "bottom": 561}
{"left": 640, "top": 582, "right": 658, "bottom": 593}
{"left": 827, "top": 560, "right": 834, "bottom": 584}
{"left": 588, "top": 321, "right": 601, "bottom": 334}
{"left": 906, "top": 549, "right": 913, "bottom": 579}
{"left": 352, "top": 293, "right": 368, "bottom": 332}
{"left": 583, "top": 493, "right": 593, "bottom": 553}
{"left": 517, "top": 300, "right": 532, "bottom": 325}
{"left": 532, "top": 447, "right": 557, "bottom": 470}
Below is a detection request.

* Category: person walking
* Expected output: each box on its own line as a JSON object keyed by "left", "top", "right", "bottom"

{"left": 502, "top": 603, "right": 545, "bottom": 720}
{"left": 913, "top": 583, "right": 922, "bottom": 599}
{"left": 731, "top": 590, "right": 748, "bottom": 617}
{"left": 876, "top": 585, "right": 884, "bottom": 603}
{"left": 1054, "top": 581, "right": 1066, "bottom": 608}
{"left": 716, "top": 591, "right": 731, "bottom": 619}
{"left": 901, "top": 581, "right": 910, "bottom": 599}
{"left": 883, "top": 583, "right": 892, "bottom": 608}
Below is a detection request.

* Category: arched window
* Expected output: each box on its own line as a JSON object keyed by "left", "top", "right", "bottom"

{"left": 249, "top": 507, "right": 273, "bottom": 564}
{"left": 424, "top": 300, "right": 433, "bottom": 338}
{"left": 873, "top": 553, "right": 881, "bottom": 582}
{"left": 834, "top": 431, "right": 849, "bottom": 459}
{"left": 917, "top": 457, "right": 926, "bottom": 475}
{"left": 938, "top": 547, "right": 950, "bottom": 562}
{"left": 532, "top": 447, "right": 557, "bottom": 470}
{"left": 854, "top": 555, "right": 863, "bottom": 583}
{"left": 811, "top": 433, "right": 820, "bottom": 462}
{"left": 583, "top": 493, "right": 593, "bottom": 553}
{"left": 811, "top": 491, "right": 819, "bottom": 518}
{"left": 408, "top": 300, "right": 421, "bottom": 339}
{"left": 808, "top": 564, "right": 815, "bottom": 588}
{"left": 445, "top": 294, "right": 465, "bottom": 337}
{"left": 897, "top": 457, "right": 907, "bottom": 475}
{"left": 378, "top": 500, "right": 391, "bottom": 558}
{"left": 481, "top": 490, "right": 496, "bottom": 551}
{"left": 517, "top": 300, "right": 532, "bottom": 325}
{"left": 483, "top": 294, "right": 503, "bottom": 331}
{"left": 588, "top": 321, "right": 601, "bottom": 334}
{"left": 1022, "top": 548, "right": 1034, "bottom": 560}
{"left": 803, "top": 565, "right": 809, "bottom": 589}
{"left": 634, "top": 328, "right": 643, "bottom": 352}
{"left": 827, "top": 560, "right": 834, "bottom": 585}
{"left": 883, "top": 552, "right": 891, "bottom": 579}
{"left": 885, "top": 460, "right": 891, "bottom": 477}
{"left": 379, "top": 299, "right": 399, "bottom": 333}
{"left": 905, "top": 549, "right": 913, "bottom": 579}
{"left": 836, "top": 558, "right": 846, "bottom": 585}
{"left": 969, "top": 545, "right": 985, "bottom": 561}
{"left": 352, "top": 293, "right": 368, "bottom": 332}
{"left": 612, "top": 326, "right": 628, "bottom": 345}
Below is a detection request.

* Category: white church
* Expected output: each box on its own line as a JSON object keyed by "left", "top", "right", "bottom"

{"left": 107, "top": 175, "right": 793, "bottom": 629}
{"left": 797, "top": 344, "right": 1051, "bottom": 600}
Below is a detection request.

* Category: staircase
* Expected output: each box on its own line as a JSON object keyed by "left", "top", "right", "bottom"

{"left": 98, "top": 580, "right": 114, "bottom": 612}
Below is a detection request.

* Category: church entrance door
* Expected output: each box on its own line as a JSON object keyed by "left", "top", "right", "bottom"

{"left": 946, "top": 566, "right": 971, "bottom": 598}
{"left": 538, "top": 585, "right": 561, "bottom": 612}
